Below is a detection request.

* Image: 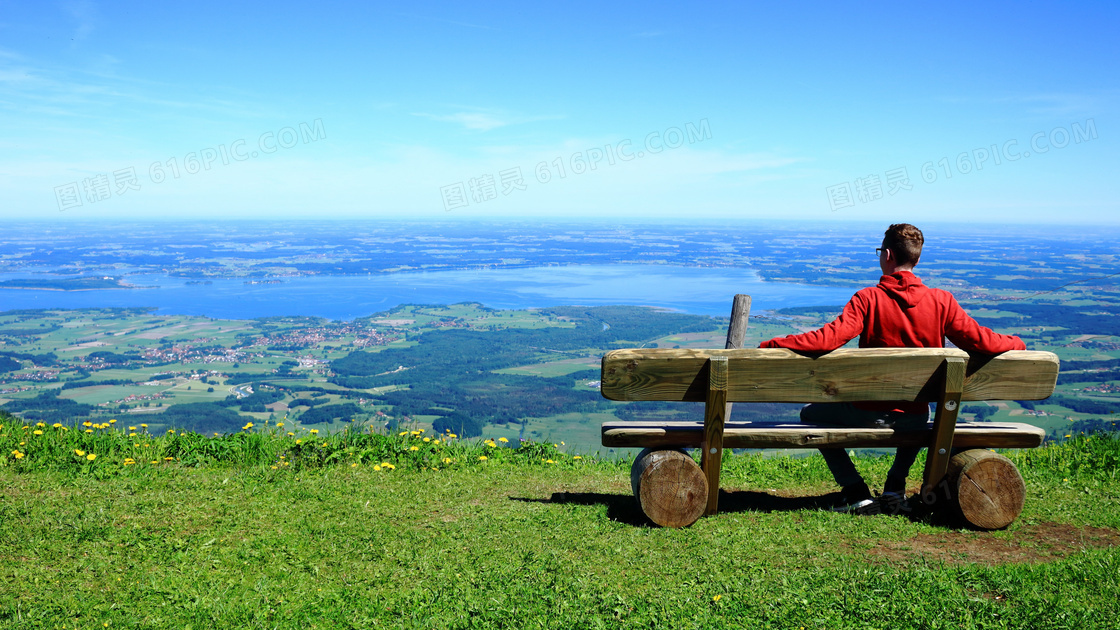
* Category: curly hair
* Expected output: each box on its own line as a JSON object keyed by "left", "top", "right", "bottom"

{"left": 883, "top": 223, "right": 924, "bottom": 267}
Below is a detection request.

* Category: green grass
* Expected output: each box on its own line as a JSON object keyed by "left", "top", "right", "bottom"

{"left": 2, "top": 411, "right": 1119, "bottom": 628}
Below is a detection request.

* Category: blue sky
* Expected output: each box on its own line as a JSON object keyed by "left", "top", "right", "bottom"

{"left": 1, "top": 1, "right": 1116, "bottom": 223}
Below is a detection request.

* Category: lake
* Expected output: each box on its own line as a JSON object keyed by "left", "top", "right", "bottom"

{"left": 0, "top": 264, "right": 859, "bottom": 320}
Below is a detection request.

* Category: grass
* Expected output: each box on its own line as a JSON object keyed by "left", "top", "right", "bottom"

{"left": 1, "top": 413, "right": 1119, "bottom": 628}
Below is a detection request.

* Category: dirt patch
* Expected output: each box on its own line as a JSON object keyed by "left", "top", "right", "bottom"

{"left": 868, "top": 522, "right": 1120, "bottom": 565}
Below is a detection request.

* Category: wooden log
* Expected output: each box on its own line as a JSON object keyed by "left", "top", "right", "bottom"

{"left": 600, "top": 348, "right": 1059, "bottom": 403}
{"left": 630, "top": 448, "right": 708, "bottom": 528}
{"left": 944, "top": 449, "right": 1026, "bottom": 530}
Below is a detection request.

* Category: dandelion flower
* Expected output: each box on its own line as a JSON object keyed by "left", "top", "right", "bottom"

{"left": 295, "top": 439, "right": 302, "bottom": 445}
{"left": 129, "top": 432, "right": 137, "bottom": 437}
{"left": 33, "top": 430, "right": 43, "bottom": 435}
{"left": 288, "top": 432, "right": 294, "bottom": 436}
{"left": 86, "top": 454, "right": 97, "bottom": 461}
{"left": 168, "top": 429, "right": 175, "bottom": 434}
{"left": 398, "top": 431, "right": 408, "bottom": 436}
{"left": 128, "top": 426, "right": 136, "bottom": 431}
{"left": 498, "top": 437, "right": 509, "bottom": 443}
{"left": 373, "top": 465, "right": 382, "bottom": 471}
{"left": 479, "top": 455, "right": 488, "bottom": 461}
{"left": 546, "top": 459, "right": 555, "bottom": 464}
{"left": 52, "top": 423, "right": 62, "bottom": 428}
{"left": 109, "top": 419, "right": 117, "bottom": 424}
{"left": 36, "top": 422, "right": 46, "bottom": 428}
{"left": 712, "top": 595, "right": 722, "bottom": 602}
{"left": 409, "top": 446, "right": 419, "bottom": 451}
{"left": 11, "top": 450, "right": 23, "bottom": 459}
{"left": 573, "top": 455, "right": 583, "bottom": 460}
{"left": 83, "top": 421, "right": 93, "bottom": 427}
{"left": 75, "top": 449, "right": 86, "bottom": 456}
{"left": 164, "top": 456, "right": 174, "bottom": 461}
{"left": 85, "top": 429, "right": 93, "bottom": 434}
{"left": 423, "top": 437, "right": 431, "bottom": 442}
{"left": 309, "top": 429, "right": 319, "bottom": 435}
{"left": 350, "top": 463, "right": 358, "bottom": 468}
{"left": 134, "top": 443, "right": 140, "bottom": 447}
{"left": 141, "top": 424, "right": 148, "bottom": 428}
{"left": 276, "top": 422, "right": 284, "bottom": 427}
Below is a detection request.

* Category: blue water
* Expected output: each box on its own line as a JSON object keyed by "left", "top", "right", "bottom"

{"left": 0, "top": 265, "right": 858, "bottom": 320}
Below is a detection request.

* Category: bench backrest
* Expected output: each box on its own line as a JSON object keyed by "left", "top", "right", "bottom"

{"left": 601, "top": 348, "right": 1059, "bottom": 403}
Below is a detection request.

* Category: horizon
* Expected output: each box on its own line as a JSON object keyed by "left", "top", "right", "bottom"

{"left": 1, "top": 2, "right": 1115, "bottom": 225}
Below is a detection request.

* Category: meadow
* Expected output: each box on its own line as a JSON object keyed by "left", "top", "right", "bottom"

{"left": 2, "top": 410, "right": 1118, "bottom": 629}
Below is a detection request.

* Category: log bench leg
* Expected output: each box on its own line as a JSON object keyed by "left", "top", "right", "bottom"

{"left": 943, "top": 449, "right": 1027, "bottom": 530}
{"left": 630, "top": 448, "right": 708, "bottom": 528}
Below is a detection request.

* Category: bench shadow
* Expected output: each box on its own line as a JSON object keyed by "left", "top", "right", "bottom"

{"left": 511, "top": 489, "right": 958, "bottom": 528}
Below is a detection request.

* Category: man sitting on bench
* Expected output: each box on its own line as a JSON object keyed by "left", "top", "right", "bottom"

{"left": 758, "top": 223, "right": 1026, "bottom": 514}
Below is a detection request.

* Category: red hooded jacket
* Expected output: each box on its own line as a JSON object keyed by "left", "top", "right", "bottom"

{"left": 759, "top": 271, "right": 1025, "bottom": 413}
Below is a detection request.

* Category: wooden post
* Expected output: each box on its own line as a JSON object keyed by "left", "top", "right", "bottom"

{"left": 701, "top": 356, "right": 728, "bottom": 515}
{"left": 921, "top": 356, "right": 966, "bottom": 502}
{"left": 723, "top": 294, "right": 751, "bottom": 426}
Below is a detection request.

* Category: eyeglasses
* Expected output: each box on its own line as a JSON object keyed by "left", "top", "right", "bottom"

{"left": 875, "top": 247, "right": 885, "bottom": 257}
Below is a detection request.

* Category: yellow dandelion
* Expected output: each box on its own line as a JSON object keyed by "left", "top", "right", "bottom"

{"left": 712, "top": 594, "right": 722, "bottom": 602}
{"left": 409, "top": 446, "right": 419, "bottom": 451}
{"left": 287, "top": 432, "right": 294, "bottom": 436}
{"left": 309, "top": 429, "right": 319, "bottom": 435}
{"left": 373, "top": 465, "right": 382, "bottom": 471}
{"left": 573, "top": 455, "right": 583, "bottom": 460}
{"left": 423, "top": 437, "right": 431, "bottom": 442}
{"left": 83, "top": 421, "right": 93, "bottom": 427}
{"left": 271, "top": 465, "right": 278, "bottom": 469}
{"left": 134, "top": 443, "right": 139, "bottom": 447}
{"left": 11, "top": 450, "right": 23, "bottom": 459}
{"left": 164, "top": 456, "right": 174, "bottom": 461}
{"left": 150, "top": 460, "right": 158, "bottom": 464}
{"left": 448, "top": 433, "right": 457, "bottom": 439}
{"left": 442, "top": 457, "right": 453, "bottom": 464}
{"left": 36, "top": 422, "right": 46, "bottom": 427}
{"left": 479, "top": 455, "right": 488, "bottom": 461}
{"left": 167, "top": 429, "right": 175, "bottom": 434}
{"left": 52, "top": 423, "right": 62, "bottom": 428}
{"left": 276, "top": 422, "right": 284, "bottom": 427}
{"left": 129, "top": 432, "right": 137, "bottom": 437}
{"left": 498, "top": 437, "right": 509, "bottom": 443}
{"left": 33, "top": 430, "right": 43, "bottom": 435}
{"left": 410, "top": 430, "right": 421, "bottom": 436}
{"left": 128, "top": 426, "right": 136, "bottom": 430}
{"left": 86, "top": 454, "right": 97, "bottom": 461}
{"left": 85, "top": 429, "right": 93, "bottom": 434}
{"left": 109, "top": 419, "right": 117, "bottom": 424}
{"left": 350, "top": 463, "right": 358, "bottom": 468}
{"left": 432, "top": 439, "right": 440, "bottom": 444}
{"left": 546, "top": 459, "right": 555, "bottom": 464}
{"left": 295, "top": 439, "right": 302, "bottom": 445}
{"left": 75, "top": 449, "right": 86, "bottom": 456}
{"left": 242, "top": 422, "right": 254, "bottom": 430}
{"left": 399, "top": 431, "right": 409, "bottom": 436}
{"left": 141, "top": 424, "right": 148, "bottom": 428}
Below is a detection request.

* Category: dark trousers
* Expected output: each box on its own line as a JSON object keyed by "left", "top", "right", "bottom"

{"left": 800, "top": 402, "right": 929, "bottom": 494}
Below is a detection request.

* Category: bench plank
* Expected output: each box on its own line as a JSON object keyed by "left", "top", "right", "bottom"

{"left": 601, "top": 421, "right": 1046, "bottom": 449}
{"left": 601, "top": 348, "right": 1058, "bottom": 403}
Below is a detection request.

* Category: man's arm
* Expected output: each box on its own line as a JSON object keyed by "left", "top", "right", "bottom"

{"left": 943, "top": 295, "right": 1026, "bottom": 353}
{"left": 759, "top": 294, "right": 866, "bottom": 351}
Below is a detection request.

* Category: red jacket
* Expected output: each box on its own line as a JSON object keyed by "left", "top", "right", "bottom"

{"left": 759, "top": 271, "right": 1025, "bottom": 413}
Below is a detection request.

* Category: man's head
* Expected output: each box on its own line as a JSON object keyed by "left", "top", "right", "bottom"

{"left": 880, "top": 223, "right": 923, "bottom": 271}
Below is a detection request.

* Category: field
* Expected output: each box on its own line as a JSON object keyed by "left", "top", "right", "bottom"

{"left": 1, "top": 419, "right": 1118, "bottom": 629}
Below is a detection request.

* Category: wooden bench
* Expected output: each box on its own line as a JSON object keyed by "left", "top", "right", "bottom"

{"left": 599, "top": 296, "right": 1060, "bottom": 530}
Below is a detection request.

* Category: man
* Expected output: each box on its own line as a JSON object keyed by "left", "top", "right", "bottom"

{"left": 758, "top": 223, "right": 1025, "bottom": 514}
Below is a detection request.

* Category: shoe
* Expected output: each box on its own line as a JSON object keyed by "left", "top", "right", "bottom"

{"left": 879, "top": 491, "right": 913, "bottom": 516}
{"left": 831, "top": 484, "right": 877, "bottom": 514}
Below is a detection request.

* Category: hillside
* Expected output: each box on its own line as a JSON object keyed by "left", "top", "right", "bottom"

{"left": 1, "top": 419, "right": 1118, "bottom": 628}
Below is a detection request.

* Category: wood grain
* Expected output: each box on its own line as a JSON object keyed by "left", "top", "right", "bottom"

{"left": 629, "top": 448, "right": 707, "bottom": 528}
{"left": 602, "top": 421, "right": 1046, "bottom": 449}
{"left": 946, "top": 449, "right": 1026, "bottom": 530}
{"left": 600, "top": 348, "right": 1058, "bottom": 403}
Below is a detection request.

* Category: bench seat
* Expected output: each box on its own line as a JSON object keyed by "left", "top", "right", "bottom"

{"left": 602, "top": 420, "right": 1046, "bottom": 449}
